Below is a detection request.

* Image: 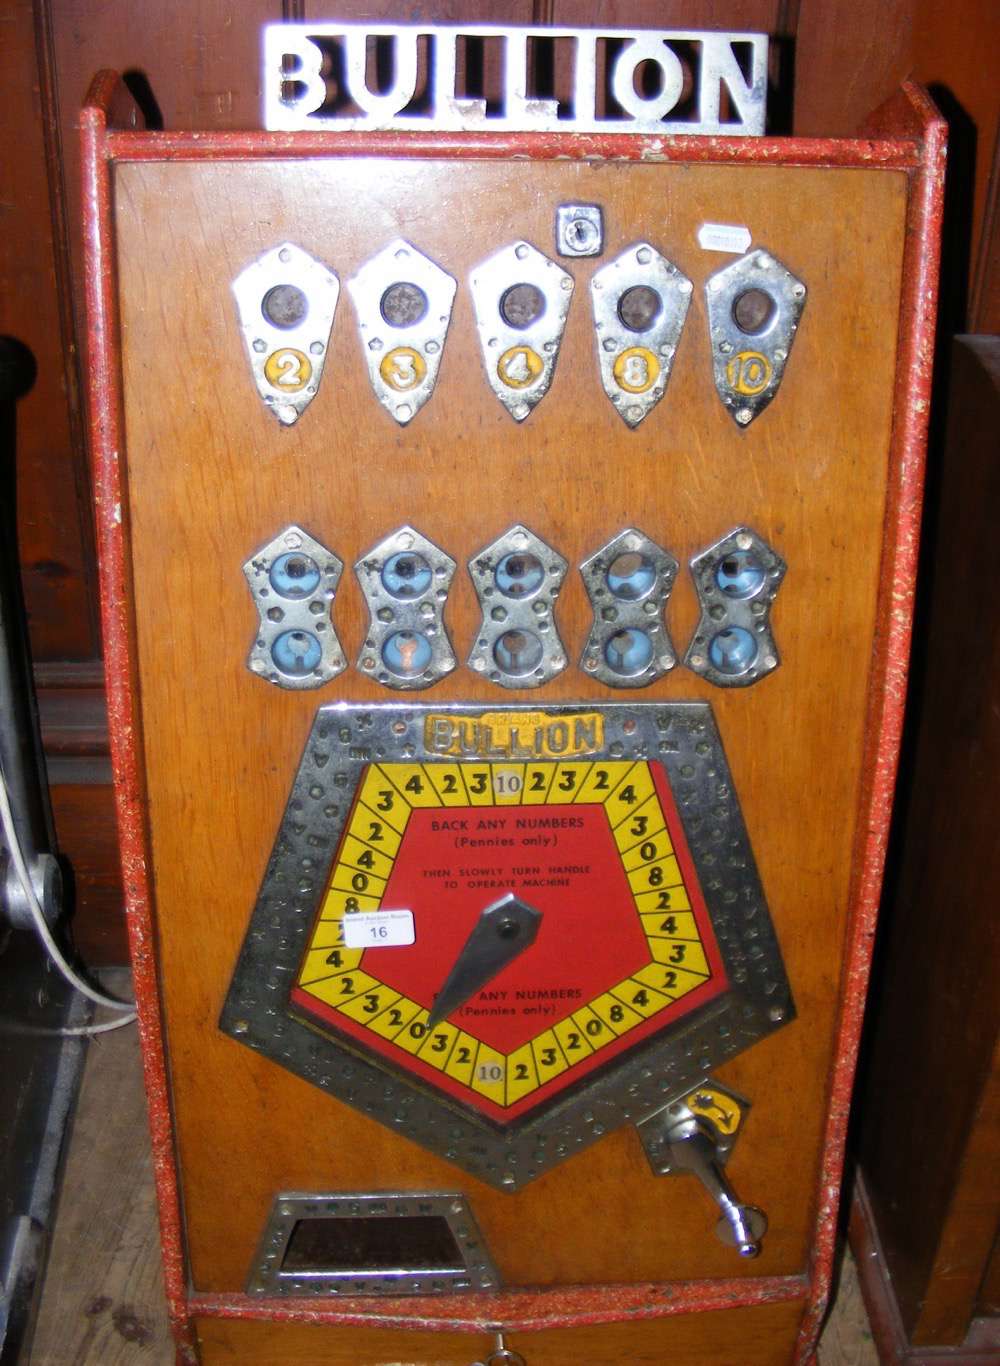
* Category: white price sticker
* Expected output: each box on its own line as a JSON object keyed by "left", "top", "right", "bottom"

{"left": 343, "top": 909, "right": 415, "bottom": 948}
{"left": 697, "top": 222, "right": 752, "bottom": 254}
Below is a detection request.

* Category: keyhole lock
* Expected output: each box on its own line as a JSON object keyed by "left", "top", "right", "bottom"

{"left": 636, "top": 1079, "right": 767, "bottom": 1258}
{"left": 555, "top": 203, "right": 604, "bottom": 258}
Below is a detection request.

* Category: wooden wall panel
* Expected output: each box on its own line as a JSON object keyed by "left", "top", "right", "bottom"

{"left": 2, "top": 0, "right": 99, "bottom": 663}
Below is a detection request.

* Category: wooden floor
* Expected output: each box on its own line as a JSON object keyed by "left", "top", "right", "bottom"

{"left": 29, "top": 977, "right": 878, "bottom": 1364}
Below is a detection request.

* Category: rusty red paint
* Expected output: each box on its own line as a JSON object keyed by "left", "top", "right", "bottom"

{"left": 81, "top": 67, "right": 943, "bottom": 1362}
{"left": 792, "top": 81, "right": 946, "bottom": 1366}
{"left": 192, "top": 1274, "right": 806, "bottom": 1334}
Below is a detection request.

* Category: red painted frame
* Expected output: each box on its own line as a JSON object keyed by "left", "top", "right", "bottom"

{"left": 80, "top": 69, "right": 945, "bottom": 1365}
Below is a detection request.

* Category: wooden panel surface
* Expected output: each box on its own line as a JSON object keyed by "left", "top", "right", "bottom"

{"left": 114, "top": 156, "right": 906, "bottom": 1293}
{"left": 195, "top": 1297, "right": 806, "bottom": 1364}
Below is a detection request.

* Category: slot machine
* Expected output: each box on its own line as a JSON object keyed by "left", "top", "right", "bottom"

{"left": 82, "top": 23, "right": 943, "bottom": 1364}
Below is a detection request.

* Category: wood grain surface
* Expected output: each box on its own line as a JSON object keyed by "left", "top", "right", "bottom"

{"left": 113, "top": 155, "right": 906, "bottom": 1303}
{"left": 28, "top": 1007, "right": 876, "bottom": 1364}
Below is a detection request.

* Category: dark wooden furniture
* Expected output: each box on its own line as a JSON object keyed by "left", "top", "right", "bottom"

{"left": 850, "top": 335, "right": 1000, "bottom": 1363}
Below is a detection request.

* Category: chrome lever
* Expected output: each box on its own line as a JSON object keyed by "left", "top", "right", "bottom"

{"left": 662, "top": 1114, "right": 767, "bottom": 1258}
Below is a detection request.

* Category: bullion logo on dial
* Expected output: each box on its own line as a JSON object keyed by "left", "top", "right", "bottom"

{"left": 222, "top": 704, "right": 794, "bottom": 1189}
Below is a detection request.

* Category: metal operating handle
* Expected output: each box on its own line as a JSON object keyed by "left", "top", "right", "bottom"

{"left": 471, "top": 1332, "right": 527, "bottom": 1366}
{"left": 664, "top": 1116, "right": 767, "bottom": 1257}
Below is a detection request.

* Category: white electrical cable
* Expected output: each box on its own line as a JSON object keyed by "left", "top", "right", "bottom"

{"left": 0, "top": 761, "right": 136, "bottom": 1033}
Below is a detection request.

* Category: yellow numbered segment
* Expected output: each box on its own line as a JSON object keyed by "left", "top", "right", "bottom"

{"left": 321, "top": 887, "right": 381, "bottom": 918}
{"left": 548, "top": 762, "right": 592, "bottom": 802}
{"left": 612, "top": 792, "right": 667, "bottom": 853}
{"left": 425, "top": 764, "right": 470, "bottom": 806}
{"left": 462, "top": 765, "right": 494, "bottom": 806}
{"left": 634, "top": 961, "right": 710, "bottom": 999}
{"left": 471, "top": 1042, "right": 506, "bottom": 1103}
{"left": 348, "top": 803, "right": 403, "bottom": 856}
{"left": 521, "top": 763, "right": 556, "bottom": 804}
{"left": 417, "top": 1021, "right": 460, "bottom": 1071}
{"left": 394, "top": 1010, "right": 434, "bottom": 1056}
{"left": 627, "top": 854, "right": 683, "bottom": 898}
{"left": 506, "top": 1043, "right": 539, "bottom": 1103}
{"left": 297, "top": 944, "right": 364, "bottom": 982}
{"left": 590, "top": 991, "right": 643, "bottom": 1036}
{"left": 531, "top": 1029, "right": 569, "bottom": 1084}
{"left": 305, "top": 968, "right": 382, "bottom": 1009}
{"left": 330, "top": 862, "right": 387, "bottom": 901}
{"left": 604, "top": 763, "right": 657, "bottom": 828}
{"left": 640, "top": 910, "right": 700, "bottom": 940}
{"left": 380, "top": 763, "right": 439, "bottom": 809}
{"left": 443, "top": 1032, "right": 479, "bottom": 1086}
{"left": 621, "top": 829, "right": 675, "bottom": 872}
{"left": 357, "top": 767, "right": 411, "bottom": 833}
{"left": 554, "top": 1015, "right": 595, "bottom": 1062}
{"left": 610, "top": 976, "right": 674, "bottom": 1019}
{"left": 575, "top": 761, "right": 633, "bottom": 805}
{"left": 337, "top": 833, "right": 395, "bottom": 882}
{"left": 570, "top": 1004, "right": 616, "bottom": 1054}
{"left": 368, "top": 996, "right": 422, "bottom": 1042}
{"left": 649, "top": 939, "right": 710, "bottom": 974}
{"left": 339, "top": 984, "right": 402, "bottom": 1025}
{"left": 634, "top": 884, "right": 691, "bottom": 914}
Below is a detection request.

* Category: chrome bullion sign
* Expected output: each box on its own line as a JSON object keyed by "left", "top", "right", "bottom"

{"left": 263, "top": 24, "right": 768, "bottom": 137}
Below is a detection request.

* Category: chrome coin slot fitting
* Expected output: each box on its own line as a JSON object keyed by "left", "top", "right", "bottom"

{"left": 637, "top": 1078, "right": 767, "bottom": 1258}
{"left": 591, "top": 243, "right": 692, "bottom": 428}
{"left": 580, "top": 528, "right": 679, "bottom": 687}
{"left": 467, "top": 525, "right": 568, "bottom": 688}
{"left": 347, "top": 239, "right": 456, "bottom": 426}
{"left": 247, "top": 1191, "right": 500, "bottom": 1297}
{"left": 232, "top": 242, "right": 340, "bottom": 426}
{"left": 705, "top": 247, "right": 806, "bottom": 427}
{"left": 683, "top": 526, "right": 786, "bottom": 688}
{"left": 469, "top": 241, "right": 574, "bottom": 422}
{"left": 243, "top": 525, "right": 345, "bottom": 690}
{"left": 355, "top": 526, "right": 456, "bottom": 691}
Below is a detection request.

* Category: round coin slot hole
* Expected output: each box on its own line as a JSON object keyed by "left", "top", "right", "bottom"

{"left": 732, "top": 289, "right": 776, "bottom": 336}
{"left": 499, "top": 283, "right": 546, "bottom": 330}
{"left": 380, "top": 282, "right": 429, "bottom": 328}
{"left": 262, "top": 284, "right": 308, "bottom": 330}
{"left": 617, "top": 285, "right": 662, "bottom": 333}
{"left": 495, "top": 552, "right": 544, "bottom": 600}
{"left": 271, "top": 628, "right": 322, "bottom": 676}
{"left": 269, "top": 552, "right": 321, "bottom": 600}
{"left": 606, "top": 551, "right": 656, "bottom": 601}
{"left": 493, "top": 629, "right": 544, "bottom": 676}
{"left": 708, "top": 627, "right": 758, "bottom": 676}
{"left": 715, "top": 550, "right": 766, "bottom": 599}
{"left": 381, "top": 551, "right": 433, "bottom": 600}
{"left": 604, "top": 627, "right": 654, "bottom": 676}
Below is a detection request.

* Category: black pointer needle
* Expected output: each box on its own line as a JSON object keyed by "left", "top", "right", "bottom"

{"left": 425, "top": 892, "right": 542, "bottom": 1031}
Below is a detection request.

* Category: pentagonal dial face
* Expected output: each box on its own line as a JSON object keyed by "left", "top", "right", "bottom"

{"left": 289, "top": 753, "right": 727, "bottom": 1124}
{"left": 222, "top": 704, "right": 794, "bottom": 1189}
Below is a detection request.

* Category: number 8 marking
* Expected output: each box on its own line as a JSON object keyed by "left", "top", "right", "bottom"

{"left": 613, "top": 346, "right": 660, "bottom": 395}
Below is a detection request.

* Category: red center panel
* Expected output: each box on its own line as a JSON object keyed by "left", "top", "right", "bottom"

{"left": 370, "top": 803, "right": 646, "bottom": 1052}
